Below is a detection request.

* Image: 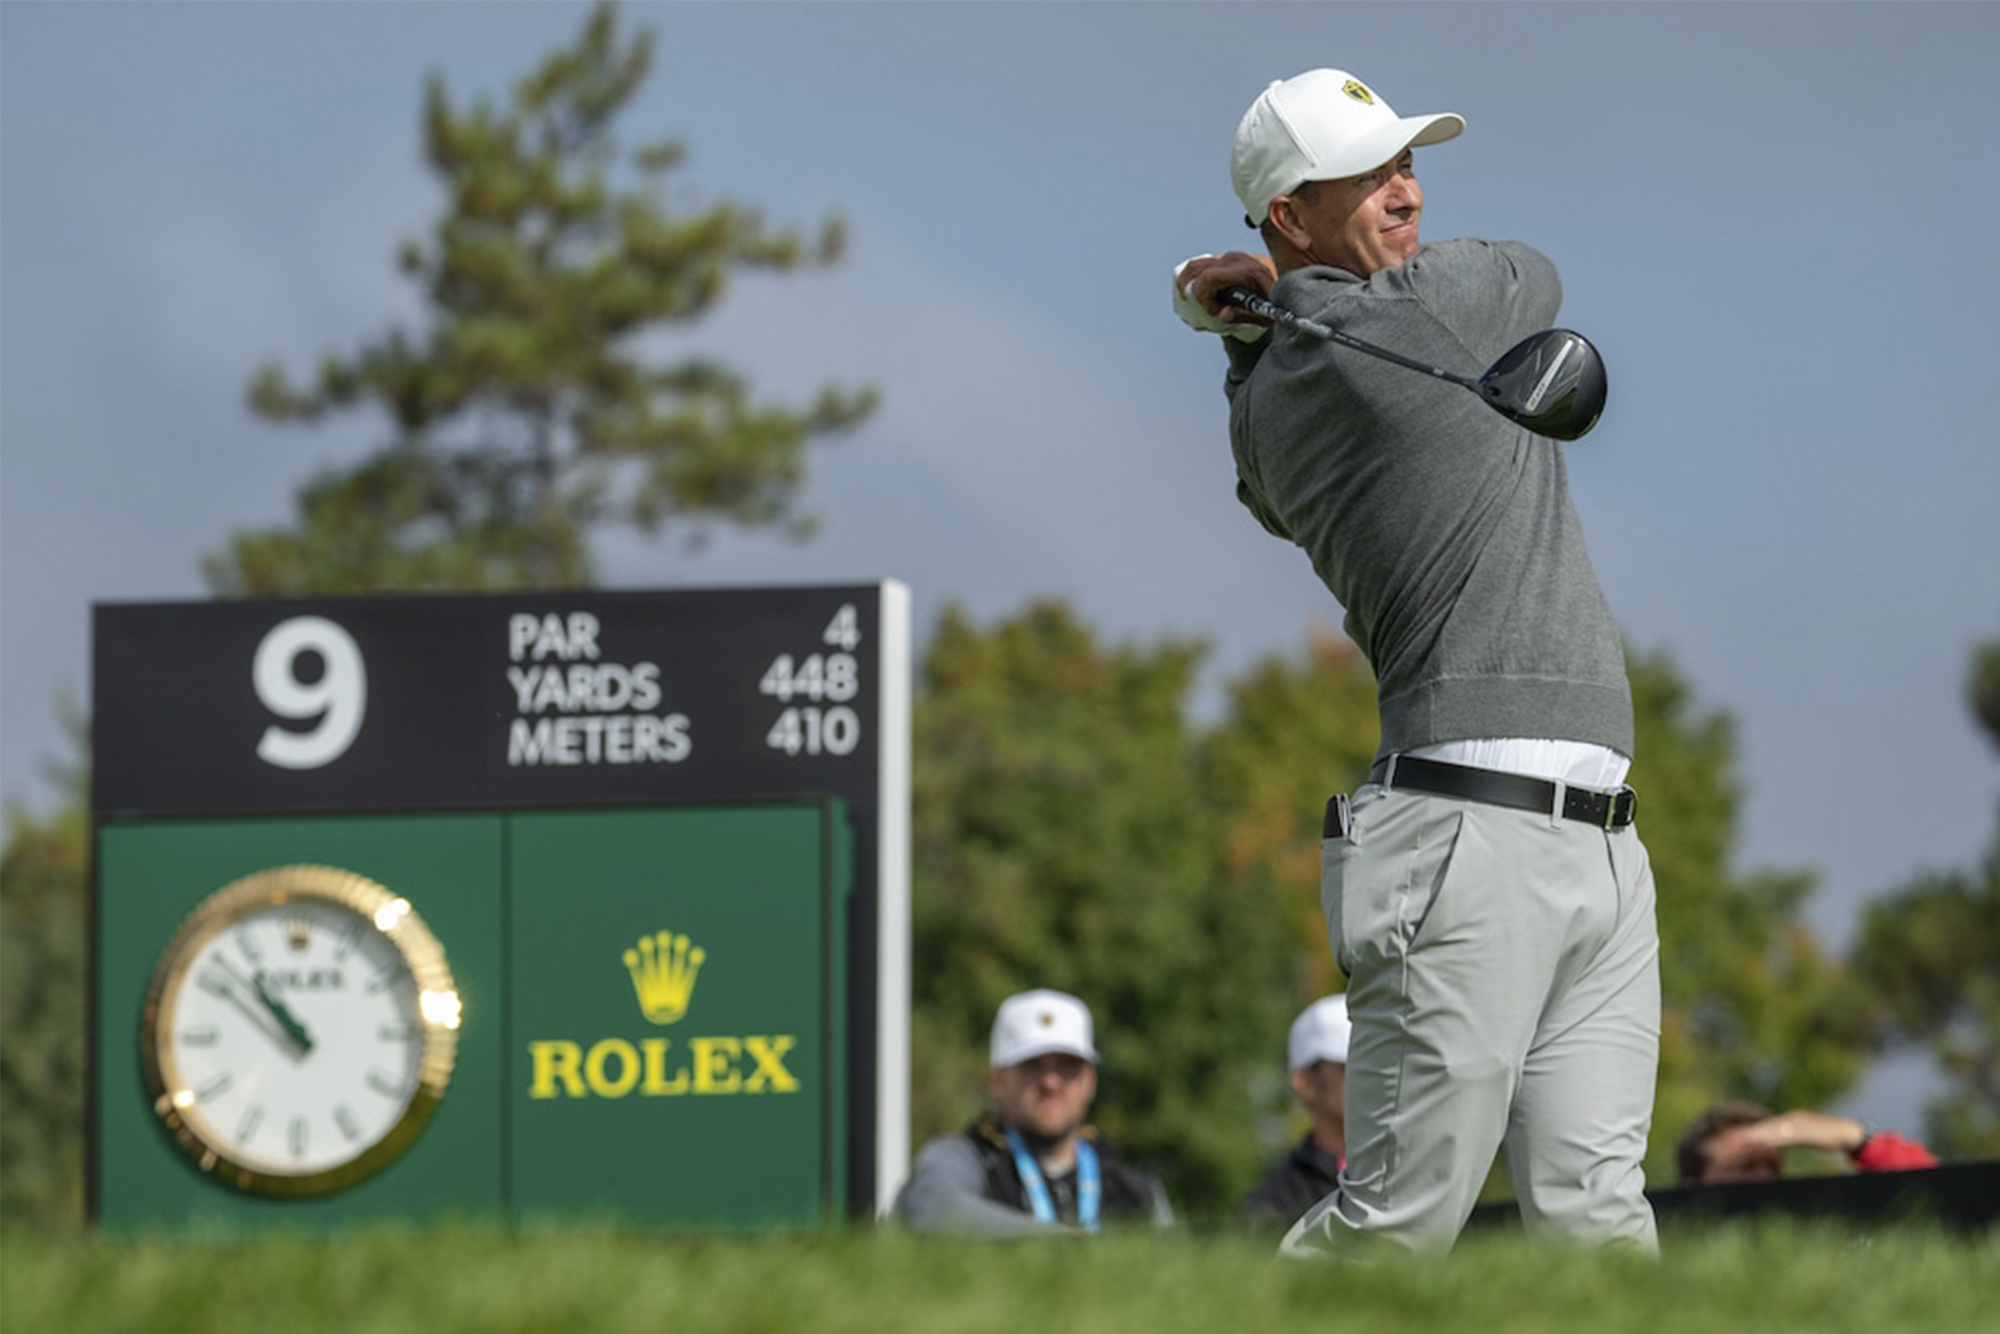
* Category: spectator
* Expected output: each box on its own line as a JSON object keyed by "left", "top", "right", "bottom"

{"left": 1240, "top": 995, "right": 1352, "bottom": 1226}
{"left": 1676, "top": 1102, "right": 1939, "bottom": 1185}
{"left": 893, "top": 989, "right": 1174, "bottom": 1235}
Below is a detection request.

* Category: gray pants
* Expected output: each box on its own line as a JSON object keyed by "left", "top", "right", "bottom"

{"left": 1281, "top": 780, "right": 1661, "bottom": 1255}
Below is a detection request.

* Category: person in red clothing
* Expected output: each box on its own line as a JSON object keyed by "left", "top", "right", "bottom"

{"left": 1676, "top": 1101, "right": 1939, "bottom": 1185}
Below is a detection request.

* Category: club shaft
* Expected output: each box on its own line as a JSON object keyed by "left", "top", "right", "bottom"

{"left": 1218, "top": 286, "right": 1478, "bottom": 390}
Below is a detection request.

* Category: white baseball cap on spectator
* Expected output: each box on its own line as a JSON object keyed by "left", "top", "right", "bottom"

{"left": 990, "top": 989, "right": 1098, "bottom": 1068}
{"left": 1288, "top": 994, "right": 1352, "bottom": 1071}
{"left": 1232, "top": 69, "right": 1464, "bottom": 227}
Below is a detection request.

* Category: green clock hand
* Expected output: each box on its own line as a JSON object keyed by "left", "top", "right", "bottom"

{"left": 211, "top": 956, "right": 312, "bottom": 1057}
{"left": 251, "top": 971, "right": 316, "bottom": 1054}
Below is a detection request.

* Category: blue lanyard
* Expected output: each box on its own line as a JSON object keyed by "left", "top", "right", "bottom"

{"left": 1005, "top": 1127, "right": 1100, "bottom": 1233}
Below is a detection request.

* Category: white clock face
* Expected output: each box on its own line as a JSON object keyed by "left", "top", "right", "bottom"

{"left": 143, "top": 867, "right": 459, "bottom": 1196}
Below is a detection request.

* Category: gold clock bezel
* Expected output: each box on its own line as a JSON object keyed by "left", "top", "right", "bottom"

{"left": 138, "top": 864, "right": 461, "bottom": 1198}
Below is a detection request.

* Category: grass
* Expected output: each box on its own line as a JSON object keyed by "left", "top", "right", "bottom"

{"left": 3, "top": 1218, "right": 1995, "bottom": 1334}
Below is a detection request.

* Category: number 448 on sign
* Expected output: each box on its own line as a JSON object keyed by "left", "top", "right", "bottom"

{"left": 758, "top": 653, "right": 858, "bottom": 705}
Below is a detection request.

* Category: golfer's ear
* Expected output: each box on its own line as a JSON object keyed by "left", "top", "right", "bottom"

{"left": 1266, "top": 195, "right": 1314, "bottom": 252}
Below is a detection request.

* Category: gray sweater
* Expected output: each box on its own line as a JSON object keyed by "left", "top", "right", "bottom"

{"left": 1225, "top": 239, "right": 1632, "bottom": 759}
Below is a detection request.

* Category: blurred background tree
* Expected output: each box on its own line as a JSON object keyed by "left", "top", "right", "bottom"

{"left": 1851, "top": 638, "right": 2000, "bottom": 1160}
{"left": 1192, "top": 630, "right": 1380, "bottom": 1166}
{"left": 0, "top": 711, "right": 89, "bottom": 1235}
{"left": 205, "top": 0, "right": 875, "bottom": 596}
{"left": 904, "top": 607, "right": 1883, "bottom": 1215}
{"left": 907, "top": 601, "right": 1299, "bottom": 1215}
{"left": 1628, "top": 646, "right": 1876, "bottom": 1181}
{"left": 1197, "top": 628, "right": 1379, "bottom": 1007}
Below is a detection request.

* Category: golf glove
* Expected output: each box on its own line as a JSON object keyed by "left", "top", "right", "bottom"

{"left": 1173, "top": 256, "right": 1267, "bottom": 343}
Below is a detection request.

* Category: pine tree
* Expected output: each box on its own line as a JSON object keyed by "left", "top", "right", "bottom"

{"left": 207, "top": 1, "right": 875, "bottom": 595}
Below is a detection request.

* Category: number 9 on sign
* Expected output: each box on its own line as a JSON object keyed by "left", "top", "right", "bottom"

{"left": 254, "top": 617, "right": 367, "bottom": 769}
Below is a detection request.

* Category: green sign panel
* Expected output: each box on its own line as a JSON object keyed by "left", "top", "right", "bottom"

{"left": 508, "top": 806, "right": 847, "bottom": 1228}
{"left": 95, "top": 802, "right": 847, "bottom": 1233}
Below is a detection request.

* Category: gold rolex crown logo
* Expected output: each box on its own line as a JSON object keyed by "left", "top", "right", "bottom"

{"left": 622, "top": 929, "right": 706, "bottom": 1025}
{"left": 1342, "top": 78, "right": 1375, "bottom": 105}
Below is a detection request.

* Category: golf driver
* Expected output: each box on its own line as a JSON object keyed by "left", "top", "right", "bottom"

{"left": 1218, "top": 286, "right": 1607, "bottom": 441}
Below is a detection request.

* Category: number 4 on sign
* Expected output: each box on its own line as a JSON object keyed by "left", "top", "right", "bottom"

{"left": 822, "top": 605, "right": 861, "bottom": 652}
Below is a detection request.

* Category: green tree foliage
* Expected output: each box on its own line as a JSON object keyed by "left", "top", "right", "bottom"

{"left": 905, "top": 604, "right": 1873, "bottom": 1210}
{"left": 908, "top": 601, "right": 1297, "bottom": 1217}
{"left": 1628, "top": 647, "right": 1872, "bottom": 1179}
{"left": 1853, "top": 854, "right": 2000, "bottom": 1159}
{"left": 1197, "top": 627, "right": 1379, "bottom": 1007}
{"left": 1851, "top": 637, "right": 2000, "bottom": 1159}
{"left": 0, "top": 718, "right": 89, "bottom": 1233}
{"left": 1187, "top": 630, "right": 1381, "bottom": 1176}
{"left": 206, "top": 0, "right": 876, "bottom": 596}
{"left": 1969, "top": 639, "right": 2000, "bottom": 746}
{"left": 908, "top": 606, "right": 1876, "bottom": 1209}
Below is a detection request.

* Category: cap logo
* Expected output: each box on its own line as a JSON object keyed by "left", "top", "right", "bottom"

{"left": 1342, "top": 79, "right": 1375, "bottom": 105}
{"left": 1037, "top": 1011, "right": 1055, "bottom": 1027}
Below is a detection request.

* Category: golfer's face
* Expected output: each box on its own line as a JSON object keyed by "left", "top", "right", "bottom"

{"left": 991, "top": 1052, "right": 1097, "bottom": 1141}
{"left": 1290, "top": 149, "right": 1424, "bottom": 277}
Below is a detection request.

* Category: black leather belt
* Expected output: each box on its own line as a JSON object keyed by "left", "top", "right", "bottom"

{"left": 1367, "top": 753, "right": 1638, "bottom": 829}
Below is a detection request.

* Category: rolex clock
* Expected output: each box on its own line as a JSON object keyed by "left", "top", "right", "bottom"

{"left": 139, "top": 865, "right": 462, "bottom": 1197}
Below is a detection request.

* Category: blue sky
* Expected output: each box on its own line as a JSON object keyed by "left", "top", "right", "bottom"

{"left": 5, "top": 2, "right": 1998, "bottom": 1129}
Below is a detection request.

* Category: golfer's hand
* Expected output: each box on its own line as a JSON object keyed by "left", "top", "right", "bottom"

{"left": 1171, "top": 252, "right": 1277, "bottom": 341}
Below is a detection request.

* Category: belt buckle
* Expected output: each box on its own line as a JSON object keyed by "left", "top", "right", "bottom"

{"left": 1606, "top": 787, "right": 1636, "bottom": 830}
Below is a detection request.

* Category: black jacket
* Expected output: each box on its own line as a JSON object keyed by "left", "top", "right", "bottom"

{"left": 1238, "top": 1133, "right": 1342, "bottom": 1227}
{"left": 963, "top": 1116, "right": 1172, "bottom": 1228}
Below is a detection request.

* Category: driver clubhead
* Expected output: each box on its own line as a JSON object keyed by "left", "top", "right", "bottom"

{"left": 1477, "top": 329, "right": 1607, "bottom": 441}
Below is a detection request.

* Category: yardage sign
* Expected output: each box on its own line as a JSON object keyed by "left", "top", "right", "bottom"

{"left": 92, "top": 582, "right": 911, "bottom": 1224}
{"left": 95, "top": 584, "right": 908, "bottom": 818}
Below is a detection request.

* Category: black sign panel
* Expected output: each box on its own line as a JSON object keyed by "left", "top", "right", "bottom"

{"left": 93, "top": 585, "right": 897, "bottom": 818}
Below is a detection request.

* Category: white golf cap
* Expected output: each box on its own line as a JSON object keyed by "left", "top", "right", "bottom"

{"left": 1288, "top": 994, "right": 1352, "bottom": 1071}
{"left": 990, "top": 989, "right": 1098, "bottom": 1068}
{"left": 1232, "top": 69, "right": 1464, "bottom": 226}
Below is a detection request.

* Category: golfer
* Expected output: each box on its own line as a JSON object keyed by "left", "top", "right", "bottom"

{"left": 1174, "top": 68, "right": 1661, "bottom": 1254}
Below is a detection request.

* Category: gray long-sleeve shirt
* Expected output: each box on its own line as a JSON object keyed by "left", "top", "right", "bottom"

{"left": 1225, "top": 239, "right": 1633, "bottom": 759}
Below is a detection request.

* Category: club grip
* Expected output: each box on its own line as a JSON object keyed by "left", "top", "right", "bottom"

{"left": 1218, "top": 285, "right": 1276, "bottom": 318}
{"left": 1219, "top": 285, "right": 1308, "bottom": 335}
